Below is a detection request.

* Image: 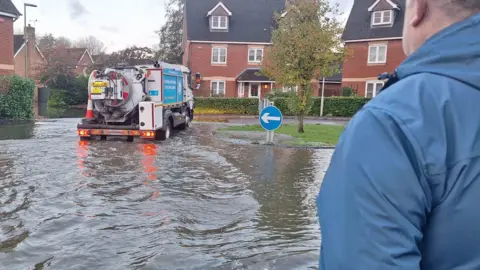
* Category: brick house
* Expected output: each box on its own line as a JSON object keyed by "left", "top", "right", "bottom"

{"left": 62, "top": 48, "right": 95, "bottom": 76}
{"left": 341, "top": 0, "right": 406, "bottom": 98}
{"left": 14, "top": 25, "right": 46, "bottom": 79}
{"left": 182, "top": 0, "right": 285, "bottom": 98}
{"left": 0, "top": 0, "right": 21, "bottom": 76}
{"left": 183, "top": 0, "right": 343, "bottom": 98}
{"left": 13, "top": 25, "right": 47, "bottom": 100}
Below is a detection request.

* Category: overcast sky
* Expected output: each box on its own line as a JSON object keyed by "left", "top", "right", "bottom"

{"left": 11, "top": 0, "right": 354, "bottom": 53}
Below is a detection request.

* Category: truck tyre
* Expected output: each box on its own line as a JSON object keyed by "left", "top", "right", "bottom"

{"left": 178, "top": 110, "right": 191, "bottom": 130}
{"left": 156, "top": 120, "right": 171, "bottom": 141}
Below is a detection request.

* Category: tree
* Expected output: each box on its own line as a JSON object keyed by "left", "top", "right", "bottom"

{"left": 74, "top": 35, "right": 106, "bottom": 55}
{"left": 262, "top": 0, "right": 345, "bottom": 133}
{"left": 155, "top": 0, "right": 184, "bottom": 64}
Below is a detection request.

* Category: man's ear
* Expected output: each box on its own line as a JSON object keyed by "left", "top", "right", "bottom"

{"left": 409, "top": 0, "right": 428, "bottom": 27}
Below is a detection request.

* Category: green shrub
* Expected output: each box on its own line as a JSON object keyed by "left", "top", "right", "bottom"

{"left": 45, "top": 74, "right": 89, "bottom": 106}
{"left": 194, "top": 97, "right": 259, "bottom": 114}
{"left": 194, "top": 96, "right": 371, "bottom": 117}
{"left": 0, "top": 75, "right": 35, "bottom": 120}
{"left": 47, "top": 89, "right": 69, "bottom": 108}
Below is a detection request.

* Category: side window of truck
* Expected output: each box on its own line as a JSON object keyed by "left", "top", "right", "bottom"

{"left": 186, "top": 73, "right": 192, "bottom": 89}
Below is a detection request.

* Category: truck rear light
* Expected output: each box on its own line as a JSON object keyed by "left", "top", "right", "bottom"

{"left": 141, "top": 131, "right": 155, "bottom": 138}
{"left": 78, "top": 129, "right": 90, "bottom": 137}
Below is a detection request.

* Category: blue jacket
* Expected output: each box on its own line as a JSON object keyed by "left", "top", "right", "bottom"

{"left": 317, "top": 13, "right": 480, "bottom": 270}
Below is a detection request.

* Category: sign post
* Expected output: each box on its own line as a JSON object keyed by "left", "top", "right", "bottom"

{"left": 259, "top": 100, "right": 283, "bottom": 144}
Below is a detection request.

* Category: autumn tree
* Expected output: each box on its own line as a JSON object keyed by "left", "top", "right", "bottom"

{"left": 262, "top": 0, "right": 345, "bottom": 133}
{"left": 73, "top": 35, "right": 106, "bottom": 55}
{"left": 155, "top": 0, "right": 184, "bottom": 64}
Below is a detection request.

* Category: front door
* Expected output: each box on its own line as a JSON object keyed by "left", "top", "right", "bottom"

{"left": 249, "top": 83, "right": 260, "bottom": 98}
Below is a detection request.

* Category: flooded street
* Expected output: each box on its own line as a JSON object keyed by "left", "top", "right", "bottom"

{"left": 0, "top": 117, "right": 333, "bottom": 270}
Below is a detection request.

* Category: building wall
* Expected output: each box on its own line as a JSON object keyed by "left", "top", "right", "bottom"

{"left": 341, "top": 39, "right": 406, "bottom": 96}
{"left": 14, "top": 27, "right": 44, "bottom": 79}
{"left": 0, "top": 15, "right": 15, "bottom": 75}
{"left": 187, "top": 42, "right": 270, "bottom": 97}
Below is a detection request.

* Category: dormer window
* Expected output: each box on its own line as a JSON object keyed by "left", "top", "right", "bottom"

{"left": 371, "top": 10, "right": 393, "bottom": 26}
{"left": 206, "top": 2, "right": 232, "bottom": 32}
{"left": 212, "top": 16, "right": 228, "bottom": 30}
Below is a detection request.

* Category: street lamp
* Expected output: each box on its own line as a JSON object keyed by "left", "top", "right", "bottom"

{"left": 24, "top": 3, "right": 37, "bottom": 78}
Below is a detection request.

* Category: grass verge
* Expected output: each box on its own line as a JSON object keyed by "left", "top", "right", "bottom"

{"left": 219, "top": 124, "right": 345, "bottom": 146}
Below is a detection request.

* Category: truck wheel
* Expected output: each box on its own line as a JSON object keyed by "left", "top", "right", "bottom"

{"left": 156, "top": 121, "right": 171, "bottom": 141}
{"left": 126, "top": 136, "right": 134, "bottom": 142}
{"left": 178, "top": 111, "right": 191, "bottom": 130}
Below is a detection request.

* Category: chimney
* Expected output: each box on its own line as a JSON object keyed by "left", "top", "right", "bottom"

{"left": 26, "top": 24, "right": 36, "bottom": 42}
{"left": 25, "top": 24, "right": 36, "bottom": 78}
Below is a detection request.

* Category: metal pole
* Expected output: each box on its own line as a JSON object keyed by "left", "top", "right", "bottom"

{"left": 24, "top": 4, "right": 27, "bottom": 78}
{"left": 320, "top": 77, "right": 325, "bottom": 117}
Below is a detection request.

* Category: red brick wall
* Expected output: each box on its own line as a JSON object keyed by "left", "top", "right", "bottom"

{"left": 187, "top": 42, "right": 271, "bottom": 97}
{"left": 341, "top": 39, "right": 406, "bottom": 96}
{"left": 0, "top": 16, "right": 15, "bottom": 75}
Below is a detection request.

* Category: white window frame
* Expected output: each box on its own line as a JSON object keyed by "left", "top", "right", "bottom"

{"left": 371, "top": 10, "right": 393, "bottom": 26}
{"left": 211, "top": 80, "right": 226, "bottom": 95}
{"left": 211, "top": 16, "right": 228, "bottom": 30}
{"left": 282, "top": 85, "right": 298, "bottom": 92}
{"left": 365, "top": 80, "right": 384, "bottom": 98}
{"left": 368, "top": 44, "right": 387, "bottom": 64}
{"left": 211, "top": 46, "right": 227, "bottom": 64}
{"left": 238, "top": 82, "right": 245, "bottom": 97}
{"left": 248, "top": 48, "right": 263, "bottom": 63}
{"left": 248, "top": 83, "right": 261, "bottom": 98}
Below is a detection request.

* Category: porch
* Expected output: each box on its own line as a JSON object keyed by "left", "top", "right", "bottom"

{"left": 236, "top": 68, "right": 275, "bottom": 99}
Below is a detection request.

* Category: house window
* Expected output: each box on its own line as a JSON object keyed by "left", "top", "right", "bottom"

{"left": 283, "top": 85, "right": 298, "bottom": 92}
{"left": 212, "top": 47, "right": 227, "bottom": 64}
{"left": 238, "top": 83, "right": 245, "bottom": 97}
{"left": 365, "top": 81, "right": 384, "bottom": 98}
{"left": 249, "top": 83, "right": 260, "bottom": 98}
{"left": 248, "top": 48, "right": 263, "bottom": 63}
{"left": 368, "top": 44, "right": 387, "bottom": 64}
{"left": 211, "top": 16, "right": 228, "bottom": 30}
{"left": 211, "top": 80, "right": 226, "bottom": 96}
{"left": 372, "top": 10, "right": 393, "bottom": 26}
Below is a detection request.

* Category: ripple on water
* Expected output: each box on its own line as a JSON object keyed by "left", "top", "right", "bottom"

{"left": 0, "top": 120, "right": 334, "bottom": 270}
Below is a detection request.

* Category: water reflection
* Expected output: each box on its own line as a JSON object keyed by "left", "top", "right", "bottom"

{"left": 0, "top": 121, "right": 35, "bottom": 140}
{"left": 36, "top": 102, "right": 85, "bottom": 119}
{"left": 0, "top": 146, "right": 31, "bottom": 253}
{"left": 0, "top": 119, "right": 333, "bottom": 269}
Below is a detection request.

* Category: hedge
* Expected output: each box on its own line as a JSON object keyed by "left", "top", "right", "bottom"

{"left": 46, "top": 75, "right": 89, "bottom": 107}
{"left": 194, "top": 97, "right": 371, "bottom": 117}
{"left": 0, "top": 75, "right": 35, "bottom": 120}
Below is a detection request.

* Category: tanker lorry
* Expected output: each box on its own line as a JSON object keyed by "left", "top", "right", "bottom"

{"left": 77, "top": 61, "right": 195, "bottom": 141}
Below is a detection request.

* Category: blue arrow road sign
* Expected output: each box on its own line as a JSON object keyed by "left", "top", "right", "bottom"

{"left": 260, "top": 105, "right": 283, "bottom": 131}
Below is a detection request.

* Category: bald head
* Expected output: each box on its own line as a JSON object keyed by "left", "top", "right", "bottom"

{"left": 402, "top": 0, "right": 480, "bottom": 56}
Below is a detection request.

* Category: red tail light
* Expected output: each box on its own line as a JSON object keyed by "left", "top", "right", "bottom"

{"left": 141, "top": 131, "right": 155, "bottom": 138}
{"left": 78, "top": 129, "right": 90, "bottom": 137}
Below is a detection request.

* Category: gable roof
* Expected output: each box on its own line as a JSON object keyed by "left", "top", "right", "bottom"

{"left": 237, "top": 68, "right": 274, "bottom": 82}
{"left": 0, "top": 0, "right": 21, "bottom": 18}
{"left": 342, "top": 0, "right": 405, "bottom": 42}
{"left": 206, "top": 2, "right": 232, "bottom": 16}
{"left": 13, "top": 34, "right": 46, "bottom": 61}
{"left": 13, "top": 35, "right": 24, "bottom": 54}
{"left": 62, "top": 48, "right": 94, "bottom": 66}
{"left": 186, "top": 0, "right": 286, "bottom": 43}
{"left": 368, "top": 0, "right": 399, "bottom": 11}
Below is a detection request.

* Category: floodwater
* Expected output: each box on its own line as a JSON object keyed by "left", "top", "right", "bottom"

{"left": 0, "top": 113, "right": 334, "bottom": 270}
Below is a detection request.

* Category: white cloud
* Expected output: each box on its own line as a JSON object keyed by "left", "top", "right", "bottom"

{"left": 11, "top": 0, "right": 353, "bottom": 53}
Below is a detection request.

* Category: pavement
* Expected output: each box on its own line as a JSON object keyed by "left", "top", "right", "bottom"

{"left": 194, "top": 114, "right": 350, "bottom": 126}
